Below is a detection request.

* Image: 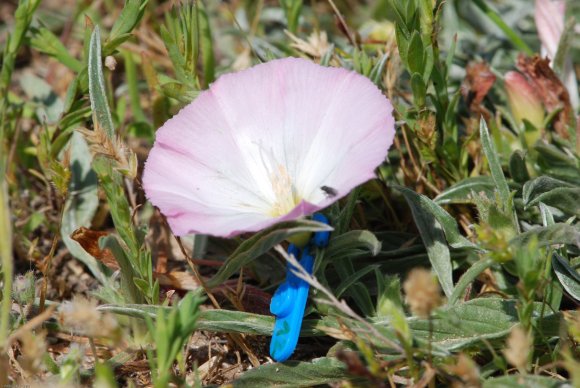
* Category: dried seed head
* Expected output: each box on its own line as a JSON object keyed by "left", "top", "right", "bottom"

{"left": 18, "top": 330, "right": 47, "bottom": 376}
{"left": 403, "top": 268, "right": 443, "bottom": 318}
{"left": 286, "top": 30, "right": 330, "bottom": 59}
{"left": 447, "top": 353, "right": 481, "bottom": 388}
{"left": 503, "top": 325, "right": 532, "bottom": 374}
{"left": 77, "top": 125, "right": 135, "bottom": 178}
{"left": 58, "top": 296, "right": 119, "bottom": 339}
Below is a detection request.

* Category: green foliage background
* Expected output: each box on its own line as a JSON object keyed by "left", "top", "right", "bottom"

{"left": 0, "top": 0, "right": 579, "bottom": 386}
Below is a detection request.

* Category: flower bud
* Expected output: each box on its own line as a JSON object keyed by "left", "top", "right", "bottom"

{"left": 504, "top": 71, "right": 545, "bottom": 137}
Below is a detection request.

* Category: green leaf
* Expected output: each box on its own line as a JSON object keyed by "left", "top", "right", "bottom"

{"left": 394, "top": 23, "right": 410, "bottom": 64}
{"left": 435, "top": 176, "right": 496, "bottom": 205}
{"left": 522, "top": 177, "right": 580, "bottom": 218}
{"left": 335, "top": 265, "right": 379, "bottom": 298}
{"left": 106, "top": 0, "right": 148, "bottom": 53}
{"left": 205, "top": 220, "right": 332, "bottom": 288}
{"left": 123, "top": 50, "right": 148, "bottom": 124}
{"left": 231, "top": 357, "right": 349, "bottom": 387}
{"left": 483, "top": 375, "right": 569, "bottom": 388}
{"left": 522, "top": 176, "right": 574, "bottom": 204}
{"left": 409, "top": 298, "right": 560, "bottom": 351}
{"left": 528, "top": 188, "right": 580, "bottom": 217}
{"left": 479, "top": 119, "right": 511, "bottom": 209}
{"left": 471, "top": 0, "right": 533, "bottom": 55}
{"left": 324, "top": 230, "right": 381, "bottom": 262}
{"left": 553, "top": 253, "right": 580, "bottom": 301}
{"left": 410, "top": 72, "right": 426, "bottom": 107}
{"left": 407, "top": 32, "right": 424, "bottom": 74}
{"left": 88, "top": 26, "right": 115, "bottom": 137}
{"left": 30, "top": 27, "right": 83, "bottom": 72}
{"left": 369, "top": 53, "right": 389, "bottom": 86}
{"left": 534, "top": 142, "right": 580, "bottom": 185}
{"left": 60, "top": 132, "right": 107, "bottom": 283}
{"left": 99, "top": 235, "right": 143, "bottom": 304}
{"left": 395, "top": 186, "right": 454, "bottom": 297}
{"left": 92, "top": 159, "right": 140, "bottom": 258}
{"left": 448, "top": 259, "right": 494, "bottom": 305}
{"left": 199, "top": 3, "right": 215, "bottom": 86}
{"left": 396, "top": 185, "right": 476, "bottom": 250}
{"left": 511, "top": 224, "right": 580, "bottom": 248}
{"left": 100, "top": 298, "right": 561, "bottom": 353}
{"left": 508, "top": 150, "right": 530, "bottom": 184}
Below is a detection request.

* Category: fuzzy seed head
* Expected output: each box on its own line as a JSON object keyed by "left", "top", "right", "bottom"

{"left": 403, "top": 268, "right": 443, "bottom": 318}
{"left": 503, "top": 325, "right": 532, "bottom": 373}
{"left": 447, "top": 353, "right": 481, "bottom": 388}
{"left": 18, "top": 330, "right": 47, "bottom": 376}
{"left": 58, "top": 296, "right": 119, "bottom": 339}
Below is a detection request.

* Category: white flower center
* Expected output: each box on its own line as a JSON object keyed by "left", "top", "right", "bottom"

{"left": 269, "top": 165, "right": 300, "bottom": 217}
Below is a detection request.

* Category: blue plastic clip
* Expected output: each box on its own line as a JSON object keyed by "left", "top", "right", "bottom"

{"left": 269, "top": 213, "right": 330, "bottom": 362}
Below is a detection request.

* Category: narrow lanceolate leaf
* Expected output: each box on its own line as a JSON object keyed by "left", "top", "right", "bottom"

{"left": 522, "top": 176, "right": 574, "bottom": 204}
{"left": 407, "top": 298, "right": 560, "bottom": 351}
{"left": 231, "top": 357, "right": 350, "bottom": 387}
{"left": 435, "top": 176, "right": 496, "bottom": 205}
{"left": 324, "top": 230, "right": 381, "bottom": 261}
{"left": 396, "top": 186, "right": 476, "bottom": 250}
{"left": 205, "top": 220, "right": 332, "bottom": 288}
{"left": 522, "top": 176, "right": 580, "bottom": 216}
{"left": 552, "top": 253, "right": 580, "bottom": 301}
{"left": 395, "top": 186, "right": 454, "bottom": 297}
{"left": 60, "top": 132, "right": 108, "bottom": 283}
{"left": 483, "top": 375, "right": 569, "bottom": 388}
{"left": 108, "top": 0, "right": 148, "bottom": 47}
{"left": 525, "top": 187, "right": 580, "bottom": 217}
{"left": 510, "top": 224, "right": 580, "bottom": 248}
{"left": 479, "top": 119, "right": 510, "bottom": 208}
{"left": 88, "top": 26, "right": 115, "bottom": 137}
{"left": 199, "top": 2, "right": 215, "bottom": 86}
{"left": 99, "top": 298, "right": 560, "bottom": 353}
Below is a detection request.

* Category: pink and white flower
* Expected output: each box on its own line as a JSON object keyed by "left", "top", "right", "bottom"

{"left": 143, "top": 58, "right": 395, "bottom": 237}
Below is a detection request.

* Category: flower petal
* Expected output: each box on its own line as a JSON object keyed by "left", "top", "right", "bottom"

{"left": 143, "top": 58, "right": 394, "bottom": 237}
{"left": 534, "top": 0, "right": 565, "bottom": 59}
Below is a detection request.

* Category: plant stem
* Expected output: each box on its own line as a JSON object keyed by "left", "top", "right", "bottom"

{"left": 0, "top": 179, "right": 13, "bottom": 351}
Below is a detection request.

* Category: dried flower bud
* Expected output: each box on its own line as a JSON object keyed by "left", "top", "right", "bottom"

{"left": 403, "top": 268, "right": 443, "bottom": 318}
{"left": 503, "top": 325, "right": 532, "bottom": 374}
{"left": 504, "top": 71, "right": 545, "bottom": 140}
{"left": 58, "top": 296, "right": 119, "bottom": 340}
{"left": 105, "top": 55, "right": 117, "bottom": 71}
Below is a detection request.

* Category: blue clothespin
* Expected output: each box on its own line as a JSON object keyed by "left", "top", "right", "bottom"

{"left": 269, "top": 213, "right": 330, "bottom": 362}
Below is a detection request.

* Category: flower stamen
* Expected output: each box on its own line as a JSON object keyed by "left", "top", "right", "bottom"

{"left": 270, "top": 165, "right": 300, "bottom": 217}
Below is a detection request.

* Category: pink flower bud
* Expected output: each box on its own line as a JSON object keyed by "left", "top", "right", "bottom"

{"left": 505, "top": 71, "right": 545, "bottom": 133}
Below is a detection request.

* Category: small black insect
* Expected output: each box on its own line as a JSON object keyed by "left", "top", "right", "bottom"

{"left": 320, "top": 185, "right": 338, "bottom": 197}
